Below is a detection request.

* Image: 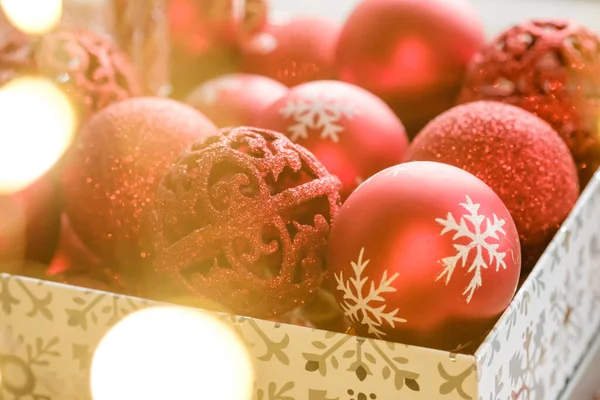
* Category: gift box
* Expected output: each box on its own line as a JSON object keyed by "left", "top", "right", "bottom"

{"left": 1, "top": 171, "right": 599, "bottom": 400}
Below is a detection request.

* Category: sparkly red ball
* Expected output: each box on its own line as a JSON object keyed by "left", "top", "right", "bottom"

{"left": 32, "top": 28, "right": 141, "bottom": 120}
{"left": 407, "top": 101, "right": 579, "bottom": 268}
{"left": 186, "top": 73, "right": 288, "bottom": 128}
{"left": 459, "top": 20, "right": 600, "bottom": 187}
{"left": 61, "top": 98, "right": 217, "bottom": 273}
{"left": 152, "top": 126, "right": 342, "bottom": 318}
{"left": 328, "top": 161, "right": 521, "bottom": 350}
{"left": 241, "top": 16, "right": 339, "bottom": 87}
{"left": 0, "top": 173, "right": 60, "bottom": 265}
{"left": 259, "top": 80, "right": 408, "bottom": 199}
{"left": 335, "top": 0, "right": 485, "bottom": 136}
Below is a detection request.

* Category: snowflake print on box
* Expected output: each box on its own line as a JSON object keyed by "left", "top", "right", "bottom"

{"left": 436, "top": 195, "right": 509, "bottom": 303}
{"left": 260, "top": 81, "right": 408, "bottom": 199}
{"left": 335, "top": 247, "right": 407, "bottom": 338}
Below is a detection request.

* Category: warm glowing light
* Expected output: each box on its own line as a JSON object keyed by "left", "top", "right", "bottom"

{"left": 90, "top": 307, "right": 255, "bottom": 400}
{"left": 0, "top": 0, "right": 62, "bottom": 35}
{"left": 0, "top": 76, "right": 76, "bottom": 194}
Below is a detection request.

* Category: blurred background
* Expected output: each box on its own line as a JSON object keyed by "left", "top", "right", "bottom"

{"left": 270, "top": 0, "right": 600, "bottom": 36}
{"left": 61, "top": 0, "right": 600, "bottom": 37}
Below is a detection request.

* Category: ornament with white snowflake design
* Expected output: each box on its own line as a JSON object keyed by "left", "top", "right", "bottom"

{"left": 328, "top": 161, "right": 521, "bottom": 350}
{"left": 259, "top": 80, "right": 408, "bottom": 199}
{"left": 186, "top": 73, "right": 288, "bottom": 128}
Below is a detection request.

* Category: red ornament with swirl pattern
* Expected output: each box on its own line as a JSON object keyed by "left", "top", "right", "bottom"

{"left": 407, "top": 101, "right": 579, "bottom": 269}
{"left": 152, "top": 127, "right": 342, "bottom": 318}
{"left": 259, "top": 80, "right": 408, "bottom": 199}
{"left": 61, "top": 98, "right": 217, "bottom": 280}
{"left": 35, "top": 28, "right": 142, "bottom": 120}
{"left": 459, "top": 20, "right": 600, "bottom": 187}
{"left": 327, "top": 161, "right": 521, "bottom": 350}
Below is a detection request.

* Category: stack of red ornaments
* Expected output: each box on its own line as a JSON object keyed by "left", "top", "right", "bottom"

{"left": 0, "top": 0, "right": 597, "bottom": 352}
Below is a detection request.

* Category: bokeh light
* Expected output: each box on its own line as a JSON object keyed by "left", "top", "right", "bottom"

{"left": 0, "top": 0, "right": 62, "bottom": 35}
{"left": 90, "top": 306, "right": 255, "bottom": 400}
{"left": 0, "top": 76, "right": 77, "bottom": 194}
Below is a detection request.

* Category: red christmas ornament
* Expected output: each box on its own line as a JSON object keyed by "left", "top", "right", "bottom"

{"left": 328, "top": 161, "right": 521, "bottom": 350}
{"left": 335, "top": 0, "right": 485, "bottom": 136}
{"left": 459, "top": 20, "right": 600, "bottom": 187}
{"left": 61, "top": 98, "right": 217, "bottom": 275}
{"left": 241, "top": 16, "right": 340, "bottom": 87}
{"left": 36, "top": 28, "right": 142, "bottom": 119}
{"left": 259, "top": 80, "right": 408, "bottom": 199}
{"left": 1, "top": 28, "right": 142, "bottom": 120}
{"left": 407, "top": 101, "right": 579, "bottom": 268}
{"left": 152, "top": 126, "right": 342, "bottom": 318}
{"left": 0, "top": 173, "right": 60, "bottom": 265}
{"left": 186, "top": 73, "right": 288, "bottom": 128}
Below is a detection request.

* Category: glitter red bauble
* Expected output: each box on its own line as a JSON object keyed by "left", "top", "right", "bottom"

{"left": 328, "top": 161, "right": 521, "bottom": 350}
{"left": 335, "top": 0, "right": 485, "bottom": 136}
{"left": 459, "top": 20, "right": 600, "bottom": 187}
{"left": 241, "top": 16, "right": 339, "bottom": 87}
{"left": 259, "top": 80, "right": 408, "bottom": 199}
{"left": 0, "top": 173, "right": 60, "bottom": 265}
{"left": 186, "top": 73, "right": 287, "bottom": 128}
{"left": 407, "top": 101, "right": 579, "bottom": 269}
{"left": 152, "top": 126, "right": 342, "bottom": 318}
{"left": 61, "top": 98, "right": 217, "bottom": 275}
{"left": 1, "top": 28, "right": 142, "bottom": 121}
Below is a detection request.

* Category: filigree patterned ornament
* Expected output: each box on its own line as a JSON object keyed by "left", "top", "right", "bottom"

{"left": 152, "top": 127, "right": 342, "bottom": 318}
{"left": 460, "top": 19, "right": 600, "bottom": 187}
{"left": 35, "top": 28, "right": 142, "bottom": 121}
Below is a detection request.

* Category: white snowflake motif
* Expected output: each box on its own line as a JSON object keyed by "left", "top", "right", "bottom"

{"left": 197, "top": 76, "right": 243, "bottom": 105}
{"left": 279, "top": 94, "right": 359, "bottom": 143}
{"left": 435, "top": 195, "right": 508, "bottom": 303}
{"left": 334, "top": 247, "right": 407, "bottom": 338}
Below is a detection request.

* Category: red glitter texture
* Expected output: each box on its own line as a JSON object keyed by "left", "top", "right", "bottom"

{"left": 152, "top": 127, "right": 342, "bottom": 318}
{"left": 61, "top": 98, "right": 217, "bottom": 277}
{"left": 459, "top": 20, "right": 600, "bottom": 187}
{"left": 407, "top": 101, "right": 579, "bottom": 269}
{"left": 35, "top": 28, "right": 142, "bottom": 120}
{"left": 1, "top": 28, "right": 141, "bottom": 119}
